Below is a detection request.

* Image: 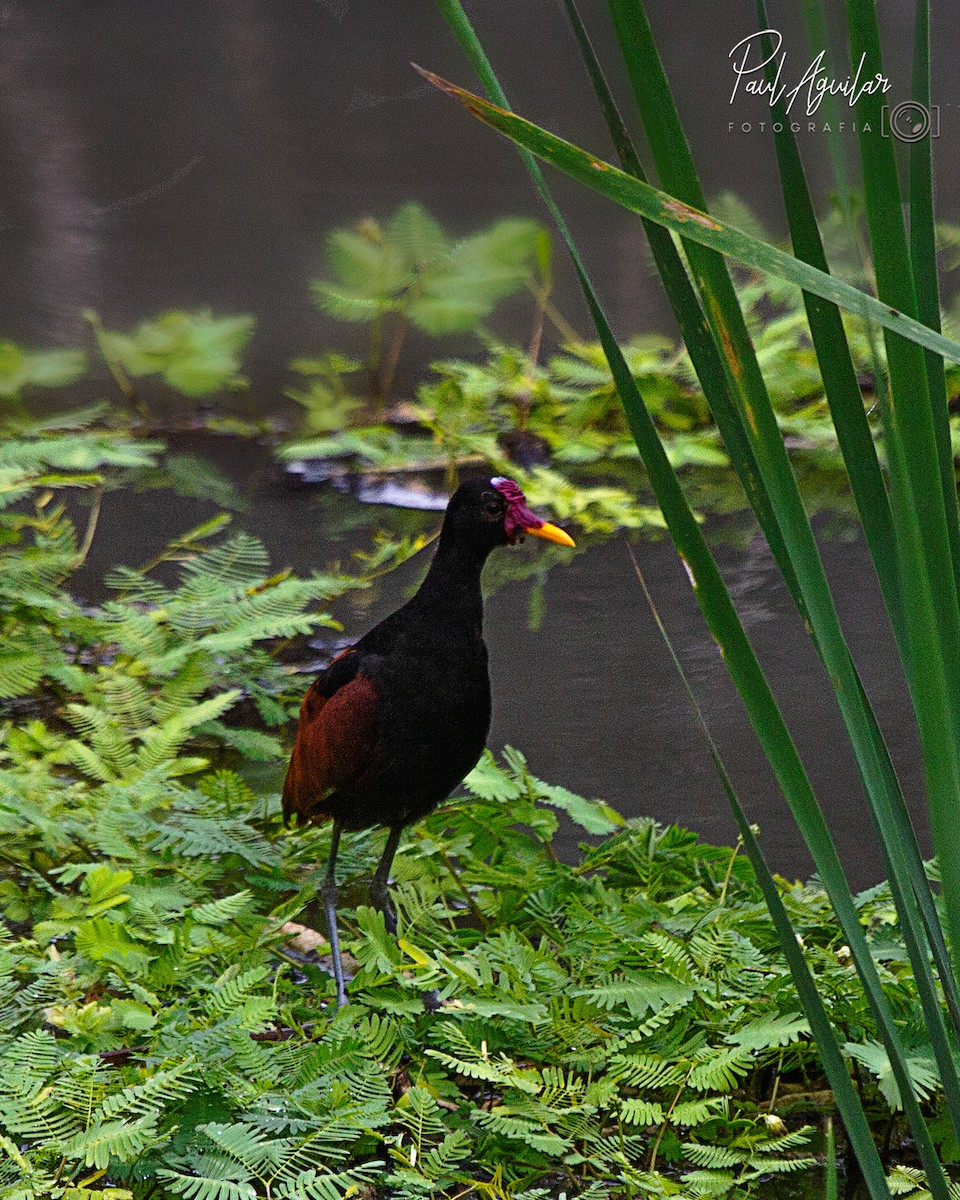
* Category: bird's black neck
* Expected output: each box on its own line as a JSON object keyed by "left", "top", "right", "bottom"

{"left": 412, "top": 537, "right": 488, "bottom": 631}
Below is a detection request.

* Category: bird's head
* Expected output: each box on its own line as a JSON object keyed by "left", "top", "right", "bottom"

{"left": 441, "top": 476, "right": 576, "bottom": 552}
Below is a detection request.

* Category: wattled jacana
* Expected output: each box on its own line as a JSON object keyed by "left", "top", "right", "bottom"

{"left": 283, "top": 476, "right": 575, "bottom": 1005}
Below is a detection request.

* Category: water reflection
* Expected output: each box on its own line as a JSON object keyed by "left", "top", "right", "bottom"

{"left": 0, "top": 5, "right": 104, "bottom": 340}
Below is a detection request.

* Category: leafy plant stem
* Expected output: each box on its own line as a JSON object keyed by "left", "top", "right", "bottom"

{"left": 526, "top": 295, "right": 545, "bottom": 377}
{"left": 369, "top": 306, "right": 385, "bottom": 409}
{"left": 648, "top": 1073, "right": 690, "bottom": 1173}
{"left": 718, "top": 838, "right": 741, "bottom": 908}
{"left": 525, "top": 280, "right": 581, "bottom": 345}
{"left": 82, "top": 308, "right": 148, "bottom": 420}
{"left": 824, "top": 1114, "right": 838, "bottom": 1200}
{"left": 381, "top": 314, "right": 408, "bottom": 406}
{"left": 413, "top": 829, "right": 489, "bottom": 931}
{"left": 768, "top": 1048, "right": 784, "bottom": 1110}
{"left": 73, "top": 487, "right": 103, "bottom": 569}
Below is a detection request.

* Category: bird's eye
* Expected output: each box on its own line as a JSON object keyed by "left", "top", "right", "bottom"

{"left": 483, "top": 500, "right": 502, "bottom": 517}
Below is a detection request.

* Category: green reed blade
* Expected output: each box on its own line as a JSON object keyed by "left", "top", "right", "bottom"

{"left": 752, "top": 3, "right": 960, "bottom": 1105}
{"left": 750, "top": 17, "right": 902, "bottom": 647}
{"left": 419, "top": 54, "right": 960, "bottom": 1000}
{"left": 909, "top": 0, "right": 960, "bottom": 597}
{"left": 902, "top": 0, "right": 960, "bottom": 1041}
{"left": 800, "top": 0, "right": 889, "bottom": 405}
{"left": 560, "top": 0, "right": 802, "bottom": 611}
{"left": 430, "top": 6, "right": 951, "bottom": 1193}
{"left": 600, "top": 4, "right": 956, "bottom": 1178}
{"left": 845, "top": 0, "right": 960, "bottom": 1017}
{"left": 561, "top": 17, "right": 942, "bottom": 1050}
{"left": 628, "top": 545, "right": 892, "bottom": 1200}
{"left": 412, "top": 68, "right": 960, "bottom": 366}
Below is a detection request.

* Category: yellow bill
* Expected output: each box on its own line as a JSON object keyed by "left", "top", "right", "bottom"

{"left": 522, "top": 521, "right": 576, "bottom": 548}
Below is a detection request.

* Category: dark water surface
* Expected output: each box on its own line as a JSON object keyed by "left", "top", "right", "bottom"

{"left": 4, "top": 1, "right": 954, "bottom": 886}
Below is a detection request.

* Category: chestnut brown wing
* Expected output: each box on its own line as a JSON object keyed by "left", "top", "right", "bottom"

{"left": 281, "top": 651, "right": 381, "bottom": 826}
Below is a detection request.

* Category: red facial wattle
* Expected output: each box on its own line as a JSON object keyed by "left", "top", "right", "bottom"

{"left": 491, "top": 477, "right": 576, "bottom": 547}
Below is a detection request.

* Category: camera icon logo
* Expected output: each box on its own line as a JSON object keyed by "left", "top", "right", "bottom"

{"left": 881, "top": 101, "right": 940, "bottom": 142}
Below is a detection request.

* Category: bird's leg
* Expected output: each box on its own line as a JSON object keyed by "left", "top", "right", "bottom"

{"left": 369, "top": 825, "right": 403, "bottom": 936}
{"left": 321, "top": 821, "right": 349, "bottom": 1008}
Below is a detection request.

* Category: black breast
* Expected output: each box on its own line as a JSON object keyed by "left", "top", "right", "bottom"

{"left": 330, "top": 623, "right": 491, "bottom": 831}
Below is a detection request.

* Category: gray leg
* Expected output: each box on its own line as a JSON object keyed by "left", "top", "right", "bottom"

{"left": 369, "top": 825, "right": 403, "bottom": 936}
{"left": 321, "top": 821, "right": 348, "bottom": 1008}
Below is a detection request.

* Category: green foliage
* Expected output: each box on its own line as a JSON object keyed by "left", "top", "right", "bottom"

{"left": 0, "top": 714, "right": 938, "bottom": 1198}
{"left": 4, "top": 201, "right": 960, "bottom": 1195}
{"left": 0, "top": 406, "right": 162, "bottom": 516}
{"left": 313, "top": 202, "right": 546, "bottom": 336}
{"left": 92, "top": 310, "right": 254, "bottom": 398}
{"left": 0, "top": 459, "right": 942, "bottom": 1197}
{"left": 425, "top": 5, "right": 960, "bottom": 1196}
{"left": 281, "top": 193, "right": 933, "bottom": 544}
{"left": 284, "top": 353, "right": 365, "bottom": 434}
{"left": 0, "top": 341, "right": 85, "bottom": 403}
{"left": 0, "top": 525, "right": 941, "bottom": 1200}
{"left": 309, "top": 201, "right": 551, "bottom": 406}
{"left": 283, "top": 195, "right": 960, "bottom": 551}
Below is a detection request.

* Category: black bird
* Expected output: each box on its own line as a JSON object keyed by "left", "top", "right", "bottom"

{"left": 283, "top": 476, "right": 575, "bottom": 1005}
